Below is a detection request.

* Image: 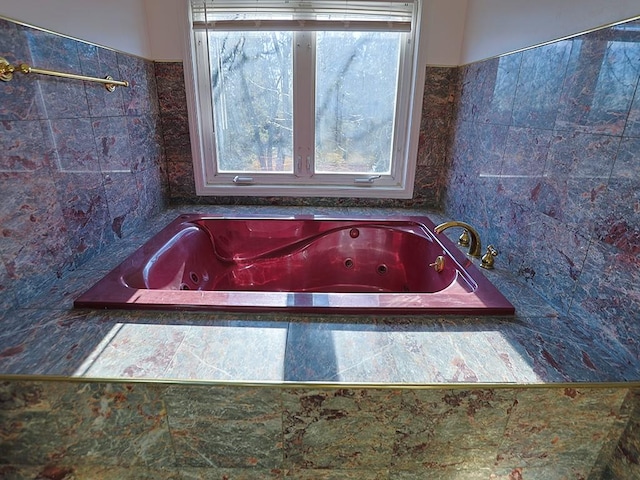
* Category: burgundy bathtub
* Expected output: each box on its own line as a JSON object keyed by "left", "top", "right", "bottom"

{"left": 74, "top": 214, "right": 515, "bottom": 315}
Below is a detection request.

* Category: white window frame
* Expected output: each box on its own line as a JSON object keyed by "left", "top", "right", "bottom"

{"left": 182, "top": 0, "right": 428, "bottom": 199}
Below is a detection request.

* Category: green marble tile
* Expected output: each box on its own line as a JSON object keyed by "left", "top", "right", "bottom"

{"left": 496, "top": 387, "right": 629, "bottom": 470}
{"left": 180, "top": 467, "right": 284, "bottom": 479}
{"left": 49, "top": 382, "right": 174, "bottom": 468}
{"left": 163, "top": 385, "right": 283, "bottom": 468}
{"left": 284, "top": 469, "right": 389, "bottom": 479}
{"left": 392, "top": 389, "right": 516, "bottom": 470}
{"left": 283, "top": 388, "right": 402, "bottom": 470}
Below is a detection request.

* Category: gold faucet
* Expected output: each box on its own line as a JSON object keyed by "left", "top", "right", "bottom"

{"left": 434, "top": 221, "right": 482, "bottom": 257}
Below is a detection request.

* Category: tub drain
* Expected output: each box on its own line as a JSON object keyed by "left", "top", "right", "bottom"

{"left": 377, "top": 264, "right": 388, "bottom": 275}
{"left": 344, "top": 258, "right": 354, "bottom": 269}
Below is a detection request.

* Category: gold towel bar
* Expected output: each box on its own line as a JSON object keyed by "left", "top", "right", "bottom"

{"left": 0, "top": 56, "right": 128, "bottom": 92}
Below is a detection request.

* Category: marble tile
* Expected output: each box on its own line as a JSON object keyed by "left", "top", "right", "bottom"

{"left": 118, "top": 53, "right": 159, "bottom": 116}
{"left": 183, "top": 467, "right": 284, "bottom": 479}
{"left": 155, "top": 62, "right": 189, "bottom": 115}
{"left": 556, "top": 32, "right": 640, "bottom": 135}
{"left": 93, "top": 116, "right": 134, "bottom": 172}
{"left": 284, "top": 322, "right": 396, "bottom": 382}
{"left": 0, "top": 310, "right": 116, "bottom": 375}
{"left": 457, "top": 53, "right": 521, "bottom": 126}
{"left": 512, "top": 41, "right": 573, "bottom": 129}
{"left": 0, "top": 381, "right": 174, "bottom": 467}
{"left": 0, "top": 20, "right": 45, "bottom": 121}
{"left": 285, "top": 469, "right": 385, "bottom": 479}
{"left": 55, "top": 382, "right": 173, "bottom": 467}
{"left": 627, "top": 74, "right": 640, "bottom": 137}
{"left": 392, "top": 388, "right": 516, "bottom": 470}
{"left": 496, "top": 388, "right": 628, "bottom": 470}
{"left": 162, "top": 321, "right": 287, "bottom": 381}
{"left": 510, "top": 213, "right": 590, "bottom": 314}
{"left": 593, "top": 137, "right": 640, "bottom": 256}
{"left": 49, "top": 117, "right": 101, "bottom": 172}
{"left": 0, "top": 120, "right": 55, "bottom": 172}
{"left": 569, "top": 240, "right": 640, "bottom": 363}
{"left": 421, "top": 66, "right": 457, "bottom": 136}
{"left": 77, "top": 43, "right": 126, "bottom": 118}
{"left": 53, "top": 171, "right": 112, "bottom": 265}
{"left": 164, "top": 385, "right": 283, "bottom": 468}
{"left": 128, "top": 114, "right": 165, "bottom": 172}
{"left": 282, "top": 388, "right": 400, "bottom": 469}
{"left": 103, "top": 171, "right": 142, "bottom": 238}
{"left": 0, "top": 170, "right": 72, "bottom": 284}
{"left": 75, "top": 323, "right": 191, "bottom": 379}
{"left": 24, "top": 27, "right": 90, "bottom": 119}
{"left": 499, "top": 126, "right": 552, "bottom": 177}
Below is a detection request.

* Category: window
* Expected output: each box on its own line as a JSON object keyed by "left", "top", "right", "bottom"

{"left": 184, "top": 0, "right": 426, "bottom": 198}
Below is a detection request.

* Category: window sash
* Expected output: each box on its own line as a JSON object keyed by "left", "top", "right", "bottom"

{"left": 185, "top": 0, "right": 423, "bottom": 198}
{"left": 195, "top": 29, "right": 408, "bottom": 186}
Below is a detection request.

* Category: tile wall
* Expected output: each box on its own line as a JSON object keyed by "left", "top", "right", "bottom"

{"left": 1, "top": 380, "right": 637, "bottom": 479}
{"left": 0, "top": 18, "right": 167, "bottom": 310}
{"left": 445, "top": 18, "right": 640, "bottom": 365}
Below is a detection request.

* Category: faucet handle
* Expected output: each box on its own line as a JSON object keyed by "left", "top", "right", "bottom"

{"left": 458, "top": 229, "right": 470, "bottom": 247}
{"left": 481, "top": 245, "right": 498, "bottom": 270}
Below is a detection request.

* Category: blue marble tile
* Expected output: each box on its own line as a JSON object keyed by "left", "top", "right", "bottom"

{"left": 0, "top": 21, "right": 45, "bottom": 121}
{"left": 49, "top": 118, "right": 100, "bottom": 172}
{"left": 592, "top": 137, "right": 640, "bottom": 256}
{"left": 483, "top": 53, "right": 522, "bottom": 125}
{"left": 24, "top": 27, "right": 90, "bottom": 119}
{"left": 103, "top": 171, "right": 142, "bottom": 238}
{"left": 0, "top": 171, "right": 72, "bottom": 284}
{"left": 53, "top": 171, "right": 112, "bottom": 265}
{"left": 557, "top": 33, "right": 640, "bottom": 135}
{"left": 570, "top": 240, "right": 640, "bottom": 363}
{"left": 627, "top": 79, "right": 640, "bottom": 137}
{"left": 537, "top": 131, "right": 619, "bottom": 231}
{"left": 500, "top": 127, "right": 552, "bottom": 176}
{"left": 512, "top": 41, "right": 573, "bottom": 128}
{"left": 513, "top": 213, "right": 590, "bottom": 314}
{"left": 92, "top": 116, "right": 133, "bottom": 172}
{"left": 128, "top": 114, "right": 164, "bottom": 172}
{"left": 457, "top": 58, "right": 499, "bottom": 124}
{"left": 118, "top": 54, "right": 158, "bottom": 116}
{"left": 0, "top": 120, "right": 55, "bottom": 171}
{"left": 77, "top": 43, "right": 126, "bottom": 117}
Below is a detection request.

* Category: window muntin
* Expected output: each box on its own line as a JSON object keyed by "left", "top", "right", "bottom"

{"left": 186, "top": 0, "right": 423, "bottom": 198}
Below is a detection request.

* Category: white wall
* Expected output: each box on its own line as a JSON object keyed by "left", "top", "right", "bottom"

{"left": 462, "top": 0, "right": 640, "bottom": 64}
{"left": 2, "top": 0, "right": 638, "bottom": 65}
{"left": 0, "top": 0, "right": 151, "bottom": 58}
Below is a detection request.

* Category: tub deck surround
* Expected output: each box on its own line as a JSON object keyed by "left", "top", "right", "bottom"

{"left": 0, "top": 206, "right": 637, "bottom": 384}
{"left": 73, "top": 213, "right": 515, "bottom": 315}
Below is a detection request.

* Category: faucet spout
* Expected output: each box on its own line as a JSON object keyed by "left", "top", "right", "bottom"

{"left": 434, "top": 221, "right": 482, "bottom": 257}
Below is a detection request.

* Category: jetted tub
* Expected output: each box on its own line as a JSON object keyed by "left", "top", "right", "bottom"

{"left": 74, "top": 214, "right": 515, "bottom": 315}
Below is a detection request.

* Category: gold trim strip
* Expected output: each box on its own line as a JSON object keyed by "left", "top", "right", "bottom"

{"left": 0, "top": 56, "right": 128, "bottom": 91}
{"left": 0, "top": 373, "right": 638, "bottom": 390}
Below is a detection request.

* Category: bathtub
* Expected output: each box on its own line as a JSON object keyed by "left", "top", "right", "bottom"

{"left": 74, "top": 214, "right": 515, "bottom": 315}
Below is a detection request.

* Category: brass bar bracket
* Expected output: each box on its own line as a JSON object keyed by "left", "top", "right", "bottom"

{"left": 0, "top": 56, "right": 128, "bottom": 92}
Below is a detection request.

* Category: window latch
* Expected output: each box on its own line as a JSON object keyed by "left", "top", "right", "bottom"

{"left": 354, "top": 175, "right": 381, "bottom": 184}
{"left": 233, "top": 176, "right": 254, "bottom": 184}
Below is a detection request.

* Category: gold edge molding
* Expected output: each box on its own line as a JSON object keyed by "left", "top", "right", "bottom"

{"left": 0, "top": 373, "right": 638, "bottom": 390}
{"left": 0, "top": 14, "right": 151, "bottom": 62}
